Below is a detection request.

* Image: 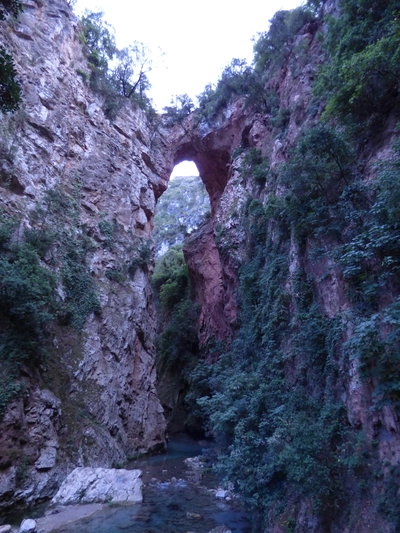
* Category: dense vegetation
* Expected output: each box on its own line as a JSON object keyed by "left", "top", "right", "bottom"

{"left": 197, "top": 130, "right": 400, "bottom": 528}
{"left": 0, "top": 182, "right": 101, "bottom": 418}
{"left": 159, "top": 0, "right": 400, "bottom": 530}
{"left": 151, "top": 245, "right": 201, "bottom": 432}
{"left": 0, "top": 0, "right": 22, "bottom": 112}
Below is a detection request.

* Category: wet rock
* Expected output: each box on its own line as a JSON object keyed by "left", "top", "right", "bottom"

{"left": 0, "top": 525, "right": 12, "bottom": 533}
{"left": 51, "top": 467, "right": 143, "bottom": 505}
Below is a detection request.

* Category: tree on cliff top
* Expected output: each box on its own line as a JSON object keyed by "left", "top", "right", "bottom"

{"left": 80, "top": 10, "right": 154, "bottom": 118}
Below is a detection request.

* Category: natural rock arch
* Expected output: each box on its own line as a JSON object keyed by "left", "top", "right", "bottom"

{"left": 163, "top": 100, "right": 253, "bottom": 212}
{"left": 173, "top": 142, "right": 230, "bottom": 214}
{"left": 160, "top": 103, "right": 256, "bottom": 348}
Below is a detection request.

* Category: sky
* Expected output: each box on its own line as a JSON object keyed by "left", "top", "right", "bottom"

{"left": 73, "top": 0, "right": 302, "bottom": 176}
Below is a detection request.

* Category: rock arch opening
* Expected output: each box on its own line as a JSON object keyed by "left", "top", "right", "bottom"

{"left": 173, "top": 144, "right": 230, "bottom": 215}
{"left": 170, "top": 160, "right": 199, "bottom": 179}
{"left": 153, "top": 161, "right": 210, "bottom": 258}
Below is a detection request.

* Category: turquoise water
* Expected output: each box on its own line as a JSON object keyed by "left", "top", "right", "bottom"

{"left": 52, "top": 436, "right": 251, "bottom": 533}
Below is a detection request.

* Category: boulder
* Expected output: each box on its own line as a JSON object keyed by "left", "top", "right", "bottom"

{"left": 19, "top": 519, "right": 37, "bottom": 533}
{"left": 0, "top": 525, "right": 12, "bottom": 533}
{"left": 51, "top": 467, "right": 143, "bottom": 505}
{"left": 215, "top": 488, "right": 229, "bottom": 499}
{"left": 35, "top": 446, "right": 57, "bottom": 471}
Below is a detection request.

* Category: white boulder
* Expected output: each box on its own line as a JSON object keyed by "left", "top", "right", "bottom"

{"left": 215, "top": 487, "right": 229, "bottom": 499}
{"left": 51, "top": 467, "right": 143, "bottom": 505}
{"left": 19, "top": 519, "right": 37, "bottom": 533}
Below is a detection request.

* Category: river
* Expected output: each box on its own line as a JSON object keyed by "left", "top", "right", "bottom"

{"left": 4, "top": 435, "right": 251, "bottom": 533}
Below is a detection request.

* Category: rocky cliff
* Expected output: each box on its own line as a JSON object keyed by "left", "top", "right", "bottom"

{"left": 160, "top": 1, "right": 400, "bottom": 530}
{"left": 0, "top": 0, "right": 169, "bottom": 510}
{"left": 1, "top": 0, "right": 400, "bottom": 529}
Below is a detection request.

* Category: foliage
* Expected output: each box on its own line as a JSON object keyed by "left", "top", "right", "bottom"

{"left": 0, "top": 212, "right": 57, "bottom": 418}
{"left": 0, "top": 0, "right": 21, "bottom": 20}
{"left": 240, "top": 147, "right": 270, "bottom": 187}
{"left": 196, "top": 216, "right": 358, "bottom": 522}
{"left": 277, "top": 124, "right": 355, "bottom": 238}
{"left": 152, "top": 245, "right": 188, "bottom": 311}
{"left": 80, "top": 10, "right": 154, "bottom": 119}
{"left": 195, "top": 5, "right": 315, "bottom": 122}
{"left": 128, "top": 239, "right": 152, "bottom": 276}
{"left": 0, "top": 242, "right": 57, "bottom": 360}
{"left": 196, "top": 59, "right": 270, "bottom": 120}
{"left": 111, "top": 43, "right": 152, "bottom": 102}
{"left": 0, "top": 181, "right": 102, "bottom": 417}
{"left": 98, "top": 219, "right": 115, "bottom": 249}
{"left": 152, "top": 245, "right": 200, "bottom": 390}
{"left": 163, "top": 94, "right": 194, "bottom": 126}
{"left": 314, "top": 0, "right": 400, "bottom": 132}
{"left": 253, "top": 7, "right": 315, "bottom": 74}
{"left": 0, "top": 0, "right": 23, "bottom": 113}
{"left": 189, "top": 125, "right": 400, "bottom": 528}
{"left": 0, "top": 46, "right": 21, "bottom": 112}
{"left": 36, "top": 184, "right": 101, "bottom": 331}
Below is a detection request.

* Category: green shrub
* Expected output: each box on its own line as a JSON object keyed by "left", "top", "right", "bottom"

{"left": 240, "top": 148, "right": 270, "bottom": 187}
{"left": 128, "top": 240, "right": 152, "bottom": 276}
{"left": 253, "top": 7, "right": 315, "bottom": 74}
{"left": 314, "top": 0, "right": 400, "bottom": 133}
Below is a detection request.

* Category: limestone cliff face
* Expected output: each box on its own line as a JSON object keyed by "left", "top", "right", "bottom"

{"left": 0, "top": 0, "right": 168, "bottom": 510}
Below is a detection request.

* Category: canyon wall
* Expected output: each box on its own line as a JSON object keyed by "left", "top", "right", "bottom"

{"left": 1, "top": 0, "right": 399, "bottom": 529}
{"left": 163, "top": 5, "right": 400, "bottom": 530}
{"left": 0, "top": 0, "right": 169, "bottom": 510}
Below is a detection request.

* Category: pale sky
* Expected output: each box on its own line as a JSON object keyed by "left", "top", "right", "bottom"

{"left": 73, "top": 0, "right": 302, "bottom": 176}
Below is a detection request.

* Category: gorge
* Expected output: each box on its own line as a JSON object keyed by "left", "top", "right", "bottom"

{"left": 1, "top": 0, "right": 400, "bottom": 531}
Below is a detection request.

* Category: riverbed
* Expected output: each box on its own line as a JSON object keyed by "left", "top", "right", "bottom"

{"left": 5, "top": 436, "right": 251, "bottom": 533}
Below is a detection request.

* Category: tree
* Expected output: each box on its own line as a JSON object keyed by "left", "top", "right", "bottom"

{"left": 80, "top": 11, "right": 155, "bottom": 117}
{"left": 253, "top": 7, "right": 315, "bottom": 73}
{"left": 81, "top": 10, "right": 116, "bottom": 70}
{"left": 111, "top": 43, "right": 151, "bottom": 99}
{"left": 0, "top": 0, "right": 22, "bottom": 112}
{"left": 163, "top": 93, "right": 194, "bottom": 125}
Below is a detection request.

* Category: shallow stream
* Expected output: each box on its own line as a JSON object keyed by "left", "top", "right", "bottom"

{"left": 8, "top": 436, "right": 251, "bottom": 533}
